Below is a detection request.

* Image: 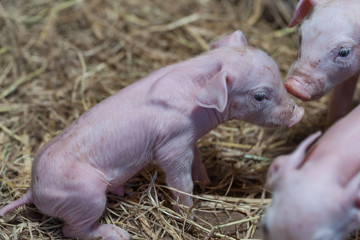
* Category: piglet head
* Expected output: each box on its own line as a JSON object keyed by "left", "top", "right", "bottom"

{"left": 228, "top": 48, "right": 304, "bottom": 128}
{"left": 263, "top": 131, "right": 360, "bottom": 240}
{"left": 196, "top": 31, "right": 304, "bottom": 128}
{"left": 285, "top": 0, "right": 360, "bottom": 101}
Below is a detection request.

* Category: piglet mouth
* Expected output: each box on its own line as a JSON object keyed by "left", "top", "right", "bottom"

{"left": 287, "top": 105, "right": 304, "bottom": 128}
{"left": 285, "top": 76, "right": 312, "bottom": 101}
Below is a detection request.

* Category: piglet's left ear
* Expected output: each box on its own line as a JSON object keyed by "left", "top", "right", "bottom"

{"left": 266, "top": 131, "right": 322, "bottom": 190}
{"left": 284, "top": 131, "right": 322, "bottom": 170}
{"left": 196, "top": 71, "right": 228, "bottom": 112}
{"left": 209, "top": 30, "right": 247, "bottom": 50}
{"left": 289, "top": 0, "right": 320, "bottom": 27}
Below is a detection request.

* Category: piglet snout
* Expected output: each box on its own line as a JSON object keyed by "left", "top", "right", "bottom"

{"left": 285, "top": 76, "right": 312, "bottom": 101}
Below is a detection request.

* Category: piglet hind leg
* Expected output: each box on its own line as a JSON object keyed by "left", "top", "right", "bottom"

{"left": 328, "top": 75, "right": 359, "bottom": 123}
{"left": 35, "top": 164, "right": 131, "bottom": 240}
{"left": 59, "top": 188, "right": 131, "bottom": 240}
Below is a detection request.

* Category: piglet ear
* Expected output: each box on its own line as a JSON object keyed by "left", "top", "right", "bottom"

{"left": 266, "top": 131, "right": 322, "bottom": 190}
{"left": 210, "top": 30, "right": 247, "bottom": 50}
{"left": 289, "top": 0, "right": 320, "bottom": 27}
{"left": 284, "top": 131, "right": 322, "bottom": 169}
{"left": 196, "top": 71, "right": 228, "bottom": 112}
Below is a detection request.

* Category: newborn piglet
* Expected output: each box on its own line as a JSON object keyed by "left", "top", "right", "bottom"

{"left": 0, "top": 30, "right": 303, "bottom": 240}
{"left": 264, "top": 104, "right": 360, "bottom": 240}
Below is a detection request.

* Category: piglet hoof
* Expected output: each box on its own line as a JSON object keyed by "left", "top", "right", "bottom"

{"left": 193, "top": 176, "right": 211, "bottom": 186}
{"left": 192, "top": 166, "right": 211, "bottom": 186}
{"left": 202, "top": 176, "right": 211, "bottom": 186}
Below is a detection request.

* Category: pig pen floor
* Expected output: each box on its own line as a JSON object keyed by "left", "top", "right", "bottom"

{"left": 0, "top": 0, "right": 360, "bottom": 239}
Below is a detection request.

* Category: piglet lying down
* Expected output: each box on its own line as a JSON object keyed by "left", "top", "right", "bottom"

{"left": 0, "top": 30, "right": 303, "bottom": 240}
{"left": 264, "top": 104, "right": 360, "bottom": 240}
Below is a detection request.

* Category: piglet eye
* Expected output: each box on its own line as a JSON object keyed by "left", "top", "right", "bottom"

{"left": 339, "top": 48, "right": 350, "bottom": 57}
{"left": 254, "top": 92, "right": 267, "bottom": 101}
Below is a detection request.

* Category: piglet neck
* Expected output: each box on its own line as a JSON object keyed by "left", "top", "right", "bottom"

{"left": 191, "top": 106, "right": 229, "bottom": 140}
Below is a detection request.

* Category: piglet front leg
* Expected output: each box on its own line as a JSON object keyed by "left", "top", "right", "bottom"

{"left": 191, "top": 148, "right": 211, "bottom": 185}
{"left": 157, "top": 145, "right": 195, "bottom": 213}
{"left": 328, "top": 75, "right": 359, "bottom": 123}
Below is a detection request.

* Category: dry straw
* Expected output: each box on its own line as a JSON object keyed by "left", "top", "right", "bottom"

{"left": 0, "top": 0, "right": 356, "bottom": 239}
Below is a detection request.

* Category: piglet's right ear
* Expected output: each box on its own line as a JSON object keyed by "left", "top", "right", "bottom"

{"left": 266, "top": 131, "right": 322, "bottom": 189}
{"left": 209, "top": 30, "right": 247, "bottom": 50}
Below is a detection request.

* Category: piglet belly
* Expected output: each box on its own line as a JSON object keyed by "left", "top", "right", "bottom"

{"left": 103, "top": 147, "right": 155, "bottom": 188}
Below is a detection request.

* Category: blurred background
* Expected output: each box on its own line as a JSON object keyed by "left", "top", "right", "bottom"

{"left": 1, "top": 0, "right": 356, "bottom": 239}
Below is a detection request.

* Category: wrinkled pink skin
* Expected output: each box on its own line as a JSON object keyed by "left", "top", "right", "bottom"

{"left": 264, "top": 105, "right": 360, "bottom": 240}
{"left": 0, "top": 31, "right": 303, "bottom": 240}
{"left": 285, "top": 0, "right": 360, "bottom": 121}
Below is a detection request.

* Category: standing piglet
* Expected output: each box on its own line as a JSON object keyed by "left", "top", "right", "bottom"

{"left": 285, "top": 0, "right": 360, "bottom": 121}
{"left": 0, "top": 31, "right": 303, "bottom": 240}
{"left": 263, "top": 105, "right": 360, "bottom": 240}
